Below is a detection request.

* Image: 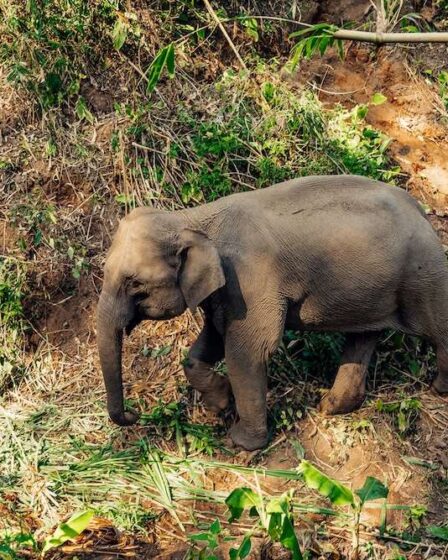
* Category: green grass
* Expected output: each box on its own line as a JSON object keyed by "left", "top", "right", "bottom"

{"left": 0, "top": 0, "right": 126, "bottom": 111}
{"left": 119, "top": 67, "right": 400, "bottom": 208}
{"left": 0, "top": 258, "right": 27, "bottom": 392}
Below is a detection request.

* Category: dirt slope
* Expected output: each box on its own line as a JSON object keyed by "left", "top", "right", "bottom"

{"left": 298, "top": 49, "right": 448, "bottom": 214}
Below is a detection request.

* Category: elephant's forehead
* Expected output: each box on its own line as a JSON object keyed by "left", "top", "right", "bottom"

{"left": 106, "top": 236, "right": 175, "bottom": 284}
{"left": 118, "top": 214, "right": 174, "bottom": 246}
{"left": 108, "top": 236, "right": 162, "bottom": 269}
{"left": 113, "top": 220, "right": 158, "bottom": 252}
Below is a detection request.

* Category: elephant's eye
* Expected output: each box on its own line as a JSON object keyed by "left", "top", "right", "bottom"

{"left": 128, "top": 278, "right": 145, "bottom": 294}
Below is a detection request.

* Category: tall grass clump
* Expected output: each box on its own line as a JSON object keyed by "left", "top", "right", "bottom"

{"left": 0, "top": 258, "right": 27, "bottom": 391}
{"left": 121, "top": 64, "right": 399, "bottom": 210}
{"left": 0, "top": 0, "right": 137, "bottom": 112}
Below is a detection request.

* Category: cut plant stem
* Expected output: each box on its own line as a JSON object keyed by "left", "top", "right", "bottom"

{"left": 333, "top": 30, "right": 448, "bottom": 44}
{"left": 202, "top": 0, "right": 248, "bottom": 71}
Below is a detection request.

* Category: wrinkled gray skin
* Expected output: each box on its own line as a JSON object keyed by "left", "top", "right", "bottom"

{"left": 97, "top": 175, "right": 448, "bottom": 450}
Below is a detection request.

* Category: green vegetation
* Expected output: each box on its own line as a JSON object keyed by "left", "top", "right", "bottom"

{"left": 376, "top": 396, "right": 422, "bottom": 435}
{"left": 0, "top": 258, "right": 27, "bottom": 391}
{"left": 438, "top": 70, "right": 448, "bottom": 109}
{"left": 42, "top": 510, "right": 94, "bottom": 554}
{"left": 140, "top": 400, "right": 225, "bottom": 455}
{"left": 147, "top": 71, "right": 398, "bottom": 205}
{"left": 225, "top": 487, "right": 301, "bottom": 559}
{"left": 0, "top": 0, "right": 135, "bottom": 111}
{"left": 0, "top": 532, "right": 36, "bottom": 560}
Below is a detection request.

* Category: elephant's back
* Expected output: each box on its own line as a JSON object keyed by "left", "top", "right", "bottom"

{"left": 255, "top": 174, "right": 426, "bottom": 223}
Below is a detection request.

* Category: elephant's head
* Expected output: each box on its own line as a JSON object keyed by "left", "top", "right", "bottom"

{"left": 96, "top": 208, "right": 225, "bottom": 426}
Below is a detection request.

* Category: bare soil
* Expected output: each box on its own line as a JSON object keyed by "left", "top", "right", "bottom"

{"left": 298, "top": 47, "right": 448, "bottom": 214}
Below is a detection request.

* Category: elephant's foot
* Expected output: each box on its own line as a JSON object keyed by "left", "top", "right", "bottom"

{"left": 184, "top": 357, "right": 232, "bottom": 413}
{"left": 318, "top": 388, "right": 365, "bottom": 415}
{"left": 431, "top": 375, "right": 448, "bottom": 395}
{"left": 319, "top": 334, "right": 377, "bottom": 415}
{"left": 229, "top": 421, "right": 268, "bottom": 451}
{"left": 109, "top": 409, "right": 140, "bottom": 426}
{"left": 432, "top": 346, "right": 448, "bottom": 394}
{"left": 318, "top": 361, "right": 368, "bottom": 415}
{"left": 201, "top": 376, "right": 232, "bottom": 412}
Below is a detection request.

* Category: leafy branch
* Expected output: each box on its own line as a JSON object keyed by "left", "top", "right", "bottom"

{"left": 225, "top": 487, "right": 302, "bottom": 559}
{"left": 290, "top": 22, "right": 448, "bottom": 66}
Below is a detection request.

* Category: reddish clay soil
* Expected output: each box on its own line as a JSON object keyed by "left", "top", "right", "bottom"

{"left": 298, "top": 48, "right": 448, "bottom": 216}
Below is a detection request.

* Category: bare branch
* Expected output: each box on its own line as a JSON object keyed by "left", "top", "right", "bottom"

{"left": 333, "top": 30, "right": 448, "bottom": 44}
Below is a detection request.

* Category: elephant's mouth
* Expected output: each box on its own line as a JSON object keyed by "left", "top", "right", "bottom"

{"left": 150, "top": 307, "right": 182, "bottom": 320}
{"left": 137, "top": 302, "right": 184, "bottom": 321}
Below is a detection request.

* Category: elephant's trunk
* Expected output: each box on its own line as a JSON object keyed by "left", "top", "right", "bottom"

{"left": 96, "top": 291, "right": 139, "bottom": 426}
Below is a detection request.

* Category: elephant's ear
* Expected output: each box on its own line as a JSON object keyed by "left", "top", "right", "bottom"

{"left": 178, "top": 229, "right": 225, "bottom": 312}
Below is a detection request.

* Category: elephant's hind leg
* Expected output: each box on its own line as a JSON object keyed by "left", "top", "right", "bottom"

{"left": 432, "top": 343, "right": 448, "bottom": 394}
{"left": 184, "top": 318, "right": 231, "bottom": 412}
{"left": 319, "top": 332, "right": 378, "bottom": 415}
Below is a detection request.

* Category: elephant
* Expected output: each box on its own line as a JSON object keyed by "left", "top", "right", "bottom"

{"left": 97, "top": 175, "right": 448, "bottom": 450}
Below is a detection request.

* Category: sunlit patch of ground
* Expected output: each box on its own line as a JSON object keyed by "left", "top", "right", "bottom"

{"left": 298, "top": 49, "right": 448, "bottom": 214}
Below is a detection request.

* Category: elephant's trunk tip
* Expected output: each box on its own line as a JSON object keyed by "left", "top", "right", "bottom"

{"left": 108, "top": 408, "right": 140, "bottom": 426}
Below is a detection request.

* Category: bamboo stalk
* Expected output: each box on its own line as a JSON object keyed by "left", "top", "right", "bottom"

{"left": 202, "top": 0, "right": 248, "bottom": 71}
{"left": 333, "top": 30, "right": 448, "bottom": 44}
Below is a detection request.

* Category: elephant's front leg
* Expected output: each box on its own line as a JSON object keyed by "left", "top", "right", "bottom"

{"left": 225, "top": 313, "right": 284, "bottom": 450}
{"left": 226, "top": 352, "right": 269, "bottom": 450}
{"left": 184, "top": 318, "right": 231, "bottom": 413}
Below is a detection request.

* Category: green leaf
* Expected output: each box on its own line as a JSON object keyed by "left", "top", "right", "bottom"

{"left": 165, "top": 43, "right": 175, "bottom": 78}
{"left": 112, "top": 19, "right": 128, "bottom": 50}
{"left": 265, "top": 494, "right": 302, "bottom": 559}
{"left": 289, "top": 24, "right": 339, "bottom": 66}
{"left": 146, "top": 46, "right": 169, "bottom": 94}
{"left": 290, "top": 23, "right": 336, "bottom": 39}
{"left": 189, "top": 532, "right": 211, "bottom": 542}
{"left": 319, "top": 35, "right": 331, "bottom": 55}
{"left": 268, "top": 513, "right": 303, "bottom": 558}
{"left": 291, "top": 440, "right": 305, "bottom": 460}
{"left": 42, "top": 510, "right": 94, "bottom": 554}
{"left": 289, "top": 27, "right": 314, "bottom": 39}
{"left": 241, "top": 18, "right": 259, "bottom": 42}
{"left": 150, "top": 345, "right": 172, "bottom": 358}
{"left": 370, "top": 92, "right": 387, "bottom": 105}
{"left": 279, "top": 516, "right": 303, "bottom": 560}
{"left": 146, "top": 44, "right": 175, "bottom": 94}
{"left": 401, "top": 25, "right": 419, "bottom": 33}
{"left": 355, "top": 477, "right": 388, "bottom": 506}
{"left": 210, "top": 518, "right": 221, "bottom": 535}
{"left": 299, "top": 460, "right": 354, "bottom": 506}
{"left": 261, "top": 82, "right": 276, "bottom": 102}
{"left": 44, "top": 72, "right": 62, "bottom": 94}
{"left": 266, "top": 495, "right": 289, "bottom": 515}
{"left": 12, "top": 533, "right": 35, "bottom": 547}
{"left": 75, "top": 96, "right": 94, "bottom": 123}
{"left": 229, "top": 534, "right": 252, "bottom": 559}
{"left": 225, "top": 488, "right": 262, "bottom": 522}
{"left": 427, "top": 525, "right": 448, "bottom": 541}
{"left": 355, "top": 104, "right": 368, "bottom": 119}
